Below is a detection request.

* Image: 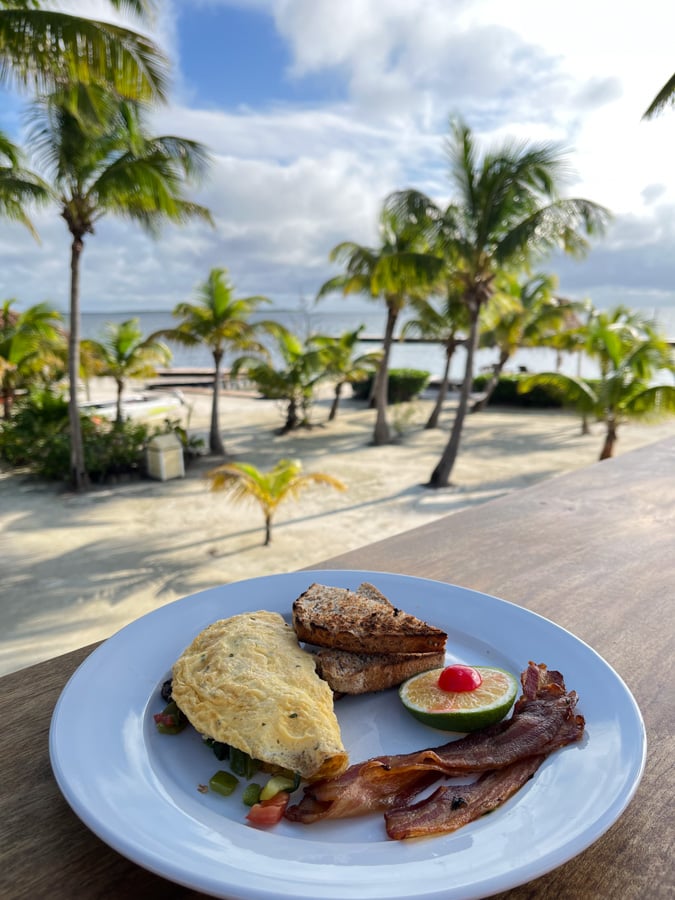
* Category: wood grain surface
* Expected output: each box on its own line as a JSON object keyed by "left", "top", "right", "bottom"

{"left": 1, "top": 436, "right": 673, "bottom": 899}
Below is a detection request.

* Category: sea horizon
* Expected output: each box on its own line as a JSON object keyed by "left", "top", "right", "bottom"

{"left": 75, "top": 304, "right": 675, "bottom": 384}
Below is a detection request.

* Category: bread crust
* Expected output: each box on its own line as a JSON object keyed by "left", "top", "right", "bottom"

{"left": 292, "top": 582, "right": 447, "bottom": 654}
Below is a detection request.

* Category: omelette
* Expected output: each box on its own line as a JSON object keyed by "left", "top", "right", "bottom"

{"left": 171, "top": 610, "right": 348, "bottom": 781}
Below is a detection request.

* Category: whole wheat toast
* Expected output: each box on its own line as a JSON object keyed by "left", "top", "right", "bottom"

{"left": 292, "top": 582, "right": 447, "bottom": 655}
{"left": 314, "top": 648, "right": 446, "bottom": 694}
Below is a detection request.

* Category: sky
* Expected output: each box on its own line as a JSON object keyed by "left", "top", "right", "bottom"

{"left": 2, "top": 0, "right": 675, "bottom": 335}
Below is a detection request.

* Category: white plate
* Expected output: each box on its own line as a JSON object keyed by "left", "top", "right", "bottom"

{"left": 49, "top": 570, "right": 646, "bottom": 900}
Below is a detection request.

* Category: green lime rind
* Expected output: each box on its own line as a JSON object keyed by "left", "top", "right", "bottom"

{"left": 399, "top": 666, "right": 519, "bottom": 733}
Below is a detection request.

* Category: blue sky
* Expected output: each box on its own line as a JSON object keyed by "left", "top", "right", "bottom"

{"left": 2, "top": 0, "right": 675, "bottom": 336}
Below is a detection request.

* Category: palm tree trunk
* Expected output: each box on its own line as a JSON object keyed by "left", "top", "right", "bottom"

{"left": 599, "top": 418, "right": 618, "bottom": 459}
{"left": 210, "top": 350, "right": 226, "bottom": 455}
{"left": 471, "top": 350, "right": 510, "bottom": 413}
{"left": 67, "top": 235, "right": 88, "bottom": 490}
{"left": 2, "top": 382, "right": 12, "bottom": 420}
{"left": 428, "top": 304, "right": 480, "bottom": 487}
{"left": 328, "top": 382, "right": 343, "bottom": 421}
{"left": 115, "top": 377, "right": 124, "bottom": 425}
{"left": 425, "top": 342, "right": 455, "bottom": 429}
{"left": 372, "top": 306, "right": 397, "bottom": 445}
{"left": 264, "top": 513, "right": 272, "bottom": 546}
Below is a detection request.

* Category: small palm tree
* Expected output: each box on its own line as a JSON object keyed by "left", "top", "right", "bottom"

{"left": 518, "top": 308, "right": 675, "bottom": 459}
{"left": 160, "top": 267, "right": 275, "bottom": 455}
{"left": 236, "top": 329, "right": 329, "bottom": 433}
{"left": 308, "top": 327, "right": 383, "bottom": 421}
{"left": 206, "top": 458, "right": 346, "bottom": 546}
{"left": 81, "top": 318, "right": 171, "bottom": 424}
{"left": 0, "top": 298, "right": 64, "bottom": 418}
{"left": 401, "top": 288, "right": 468, "bottom": 429}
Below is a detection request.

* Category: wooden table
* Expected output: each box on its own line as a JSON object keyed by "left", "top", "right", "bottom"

{"left": 2, "top": 437, "right": 673, "bottom": 899}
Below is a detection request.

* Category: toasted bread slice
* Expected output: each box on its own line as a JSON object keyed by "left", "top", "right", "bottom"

{"left": 292, "top": 582, "right": 447, "bottom": 654}
{"left": 354, "top": 581, "right": 393, "bottom": 606}
{"left": 314, "top": 648, "right": 446, "bottom": 694}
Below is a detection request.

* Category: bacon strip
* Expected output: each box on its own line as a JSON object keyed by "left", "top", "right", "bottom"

{"left": 384, "top": 755, "right": 545, "bottom": 840}
{"left": 286, "top": 662, "right": 584, "bottom": 828}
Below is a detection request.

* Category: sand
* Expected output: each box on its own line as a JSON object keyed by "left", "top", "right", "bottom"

{"left": 2, "top": 379, "right": 674, "bottom": 676}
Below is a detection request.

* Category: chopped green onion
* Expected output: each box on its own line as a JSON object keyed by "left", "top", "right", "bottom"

{"left": 242, "top": 783, "right": 262, "bottom": 807}
{"left": 209, "top": 770, "right": 239, "bottom": 797}
{"left": 229, "top": 747, "right": 260, "bottom": 778}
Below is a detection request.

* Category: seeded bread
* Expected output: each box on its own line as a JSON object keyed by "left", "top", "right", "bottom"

{"left": 292, "top": 582, "right": 447, "bottom": 655}
{"left": 314, "top": 648, "right": 446, "bottom": 694}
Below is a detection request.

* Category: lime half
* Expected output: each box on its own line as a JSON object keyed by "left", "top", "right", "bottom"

{"left": 399, "top": 666, "right": 519, "bottom": 732}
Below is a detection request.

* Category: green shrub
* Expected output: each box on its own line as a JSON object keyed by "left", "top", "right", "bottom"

{"left": 350, "top": 368, "right": 430, "bottom": 403}
{"left": 0, "top": 388, "right": 175, "bottom": 482}
{"left": 472, "top": 373, "right": 564, "bottom": 408}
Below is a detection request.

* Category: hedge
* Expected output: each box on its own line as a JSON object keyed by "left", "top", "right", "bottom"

{"left": 350, "top": 368, "right": 430, "bottom": 403}
{"left": 472, "top": 373, "right": 563, "bottom": 408}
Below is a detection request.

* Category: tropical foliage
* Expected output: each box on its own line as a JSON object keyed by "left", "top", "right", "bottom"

{"left": 518, "top": 307, "right": 675, "bottom": 459}
{"left": 26, "top": 91, "right": 212, "bottom": 488}
{"left": 386, "top": 119, "right": 610, "bottom": 486}
{"left": 160, "top": 267, "right": 273, "bottom": 455}
{"left": 0, "top": 385, "right": 168, "bottom": 481}
{"left": 308, "top": 327, "right": 382, "bottom": 421}
{"left": 0, "top": 0, "right": 168, "bottom": 105}
{"left": 0, "top": 298, "right": 64, "bottom": 417}
{"left": 471, "top": 273, "right": 579, "bottom": 412}
{"left": 401, "top": 288, "right": 468, "bottom": 429}
{"left": 318, "top": 201, "right": 442, "bottom": 445}
{"left": 0, "top": 129, "right": 48, "bottom": 238}
{"left": 236, "top": 329, "right": 328, "bottom": 433}
{"left": 81, "top": 318, "right": 171, "bottom": 424}
{"left": 206, "top": 458, "right": 346, "bottom": 546}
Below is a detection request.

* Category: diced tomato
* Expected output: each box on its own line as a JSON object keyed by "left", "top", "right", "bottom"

{"left": 153, "top": 712, "right": 177, "bottom": 727}
{"left": 246, "top": 791, "right": 290, "bottom": 827}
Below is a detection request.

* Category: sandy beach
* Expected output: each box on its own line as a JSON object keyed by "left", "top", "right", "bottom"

{"left": 2, "top": 380, "right": 674, "bottom": 677}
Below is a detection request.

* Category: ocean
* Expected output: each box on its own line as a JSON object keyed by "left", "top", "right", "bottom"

{"left": 78, "top": 305, "right": 675, "bottom": 384}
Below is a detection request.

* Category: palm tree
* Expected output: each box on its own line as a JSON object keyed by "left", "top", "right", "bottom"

{"left": 643, "top": 72, "right": 675, "bottom": 118}
{"left": 0, "top": 129, "right": 48, "bottom": 238}
{"left": 236, "top": 329, "right": 329, "bottom": 433}
{"left": 0, "top": 0, "right": 168, "bottom": 105}
{"left": 308, "top": 327, "right": 383, "bottom": 421}
{"left": 518, "top": 308, "right": 675, "bottom": 459}
{"left": 471, "top": 273, "right": 577, "bottom": 412}
{"left": 386, "top": 119, "right": 610, "bottom": 487}
{"left": 81, "top": 318, "right": 171, "bottom": 424}
{"left": 206, "top": 458, "right": 346, "bottom": 546}
{"left": 318, "top": 201, "right": 442, "bottom": 445}
{"left": 27, "top": 92, "right": 212, "bottom": 489}
{"left": 158, "top": 268, "right": 273, "bottom": 456}
{"left": 0, "top": 298, "right": 64, "bottom": 418}
{"left": 401, "top": 288, "right": 468, "bottom": 429}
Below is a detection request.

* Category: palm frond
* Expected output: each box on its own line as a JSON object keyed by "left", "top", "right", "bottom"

{"left": 643, "top": 72, "right": 675, "bottom": 119}
{"left": 623, "top": 384, "right": 675, "bottom": 417}
{"left": 0, "top": 8, "right": 168, "bottom": 102}
{"left": 518, "top": 371, "right": 598, "bottom": 412}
